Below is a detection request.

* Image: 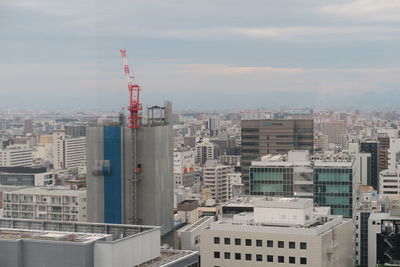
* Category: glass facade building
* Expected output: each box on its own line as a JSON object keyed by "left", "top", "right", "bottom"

{"left": 250, "top": 167, "right": 293, "bottom": 197}
{"left": 249, "top": 155, "right": 354, "bottom": 218}
{"left": 313, "top": 167, "right": 353, "bottom": 218}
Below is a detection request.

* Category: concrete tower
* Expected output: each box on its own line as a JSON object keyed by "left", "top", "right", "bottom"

{"left": 86, "top": 101, "right": 174, "bottom": 236}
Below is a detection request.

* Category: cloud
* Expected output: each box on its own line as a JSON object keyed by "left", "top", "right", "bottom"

{"left": 135, "top": 63, "right": 400, "bottom": 96}
{"left": 320, "top": 0, "right": 400, "bottom": 21}
{"left": 162, "top": 26, "right": 400, "bottom": 42}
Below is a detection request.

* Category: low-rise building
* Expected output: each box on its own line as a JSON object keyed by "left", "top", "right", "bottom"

{"left": 0, "top": 218, "right": 199, "bottom": 267}
{"left": 2, "top": 187, "right": 87, "bottom": 221}
{"left": 0, "top": 167, "right": 53, "bottom": 186}
{"left": 200, "top": 197, "right": 353, "bottom": 267}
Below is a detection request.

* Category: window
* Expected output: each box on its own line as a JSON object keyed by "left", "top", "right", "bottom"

{"left": 267, "top": 255, "right": 273, "bottom": 262}
{"left": 245, "top": 254, "right": 252, "bottom": 261}
{"left": 256, "top": 239, "right": 262, "bottom": 247}
{"left": 235, "top": 238, "right": 241, "bottom": 245}
{"left": 289, "top": 257, "right": 295, "bottom": 264}
{"left": 267, "top": 240, "right": 273, "bottom": 247}
{"left": 289, "top": 242, "right": 295, "bottom": 249}
{"left": 300, "top": 242, "right": 307, "bottom": 250}
{"left": 245, "top": 239, "right": 252, "bottom": 246}
{"left": 214, "top": 237, "right": 220, "bottom": 244}
{"left": 235, "top": 253, "right": 241, "bottom": 260}
{"left": 300, "top": 257, "right": 307, "bottom": 264}
{"left": 278, "top": 256, "right": 284, "bottom": 263}
{"left": 224, "top": 238, "right": 230, "bottom": 245}
{"left": 224, "top": 252, "right": 231, "bottom": 259}
{"left": 278, "top": 241, "right": 284, "bottom": 248}
{"left": 214, "top": 252, "right": 220, "bottom": 259}
{"left": 256, "top": 254, "right": 262, "bottom": 261}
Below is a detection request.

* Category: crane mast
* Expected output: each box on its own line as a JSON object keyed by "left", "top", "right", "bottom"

{"left": 120, "top": 48, "right": 142, "bottom": 129}
{"left": 120, "top": 48, "right": 140, "bottom": 224}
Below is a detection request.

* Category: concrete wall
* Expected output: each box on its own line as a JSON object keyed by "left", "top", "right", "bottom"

{"left": 94, "top": 228, "right": 160, "bottom": 267}
{"left": 86, "top": 126, "right": 105, "bottom": 223}
{"left": 124, "top": 124, "right": 174, "bottom": 235}
{"left": 0, "top": 239, "right": 93, "bottom": 267}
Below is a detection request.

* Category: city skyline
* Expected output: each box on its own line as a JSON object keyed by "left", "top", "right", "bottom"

{"left": 1, "top": 0, "right": 400, "bottom": 109}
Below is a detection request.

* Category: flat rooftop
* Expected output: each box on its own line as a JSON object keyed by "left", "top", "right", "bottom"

{"left": 0, "top": 228, "right": 109, "bottom": 243}
{"left": 138, "top": 249, "right": 198, "bottom": 267}
{"left": 6, "top": 186, "right": 86, "bottom": 196}
{"left": 0, "top": 218, "right": 159, "bottom": 242}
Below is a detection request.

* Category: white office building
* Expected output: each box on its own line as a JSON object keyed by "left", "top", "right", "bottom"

{"left": 174, "top": 148, "right": 196, "bottom": 188}
{"left": 53, "top": 130, "right": 86, "bottom": 170}
{"left": 0, "top": 146, "right": 33, "bottom": 167}
{"left": 200, "top": 197, "right": 353, "bottom": 267}
{"left": 2, "top": 187, "right": 87, "bottom": 222}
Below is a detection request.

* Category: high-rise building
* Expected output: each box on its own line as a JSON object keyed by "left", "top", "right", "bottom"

{"left": 249, "top": 150, "right": 357, "bottom": 217}
{"left": 0, "top": 146, "right": 33, "bottom": 167}
{"left": 195, "top": 139, "right": 217, "bottom": 165}
{"left": 64, "top": 124, "right": 87, "bottom": 137}
{"left": 360, "top": 140, "right": 379, "bottom": 190}
{"left": 320, "top": 121, "right": 347, "bottom": 145}
{"left": 53, "top": 130, "right": 86, "bottom": 170}
{"left": 23, "top": 119, "right": 33, "bottom": 136}
{"left": 368, "top": 210, "right": 400, "bottom": 267}
{"left": 206, "top": 118, "right": 220, "bottom": 137}
{"left": 354, "top": 186, "right": 389, "bottom": 267}
{"left": 86, "top": 102, "right": 174, "bottom": 235}
{"left": 203, "top": 160, "right": 234, "bottom": 203}
{"left": 377, "top": 129, "right": 399, "bottom": 173}
{"left": 200, "top": 197, "right": 353, "bottom": 267}
{"left": 241, "top": 119, "right": 313, "bottom": 193}
{"left": 174, "top": 148, "right": 196, "bottom": 188}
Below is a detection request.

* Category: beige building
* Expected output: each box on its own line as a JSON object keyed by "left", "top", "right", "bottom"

{"left": 200, "top": 197, "right": 353, "bottom": 267}
{"left": 203, "top": 160, "right": 234, "bottom": 203}
{"left": 2, "top": 186, "right": 87, "bottom": 222}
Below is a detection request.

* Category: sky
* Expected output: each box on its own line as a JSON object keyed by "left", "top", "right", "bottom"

{"left": 0, "top": 0, "right": 399, "bottom": 110}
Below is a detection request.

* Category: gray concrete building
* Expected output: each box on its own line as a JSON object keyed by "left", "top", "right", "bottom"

{"left": 0, "top": 218, "right": 199, "bottom": 267}
{"left": 87, "top": 102, "right": 174, "bottom": 235}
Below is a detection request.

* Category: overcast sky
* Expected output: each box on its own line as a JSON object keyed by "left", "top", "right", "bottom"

{"left": 0, "top": 0, "right": 399, "bottom": 110}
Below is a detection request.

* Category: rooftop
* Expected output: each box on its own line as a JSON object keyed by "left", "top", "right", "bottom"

{"left": 6, "top": 186, "right": 86, "bottom": 196}
{"left": 0, "top": 228, "right": 109, "bottom": 243}
{"left": 0, "top": 218, "right": 159, "bottom": 242}
{"left": 138, "top": 249, "right": 199, "bottom": 267}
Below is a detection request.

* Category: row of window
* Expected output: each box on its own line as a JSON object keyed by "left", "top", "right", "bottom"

{"left": 213, "top": 252, "right": 307, "bottom": 264}
{"left": 213, "top": 237, "right": 307, "bottom": 249}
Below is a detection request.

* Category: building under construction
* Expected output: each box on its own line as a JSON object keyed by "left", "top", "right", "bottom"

{"left": 86, "top": 101, "right": 174, "bottom": 235}
{"left": 87, "top": 50, "right": 173, "bottom": 236}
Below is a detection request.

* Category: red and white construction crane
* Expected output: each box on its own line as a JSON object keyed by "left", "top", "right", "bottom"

{"left": 120, "top": 48, "right": 142, "bottom": 128}
{"left": 120, "top": 48, "right": 141, "bottom": 224}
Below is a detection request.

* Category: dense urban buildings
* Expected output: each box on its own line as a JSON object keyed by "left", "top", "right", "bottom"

{"left": 241, "top": 119, "right": 314, "bottom": 193}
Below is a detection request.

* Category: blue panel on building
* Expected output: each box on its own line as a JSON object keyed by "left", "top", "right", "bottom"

{"left": 103, "top": 126, "right": 122, "bottom": 224}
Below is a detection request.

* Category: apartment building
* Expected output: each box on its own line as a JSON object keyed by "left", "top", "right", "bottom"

{"left": 203, "top": 160, "right": 234, "bottom": 203}
{"left": 53, "top": 130, "right": 86, "bottom": 170}
{"left": 2, "top": 187, "right": 87, "bottom": 222}
{"left": 0, "top": 146, "right": 33, "bottom": 167}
